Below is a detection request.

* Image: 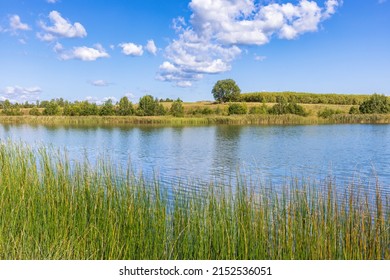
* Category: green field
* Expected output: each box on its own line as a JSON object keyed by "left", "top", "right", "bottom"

{"left": 0, "top": 142, "right": 388, "bottom": 260}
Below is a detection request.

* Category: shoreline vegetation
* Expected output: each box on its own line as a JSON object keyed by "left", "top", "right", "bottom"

{"left": 1, "top": 92, "right": 390, "bottom": 126}
{"left": 1, "top": 113, "right": 390, "bottom": 126}
{"left": 0, "top": 142, "right": 389, "bottom": 260}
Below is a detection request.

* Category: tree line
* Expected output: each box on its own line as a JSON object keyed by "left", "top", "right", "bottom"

{"left": 0, "top": 96, "right": 185, "bottom": 117}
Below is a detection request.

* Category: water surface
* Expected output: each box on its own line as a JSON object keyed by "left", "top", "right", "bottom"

{"left": 1, "top": 123, "right": 389, "bottom": 194}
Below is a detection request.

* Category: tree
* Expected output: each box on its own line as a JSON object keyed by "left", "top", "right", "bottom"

{"left": 212, "top": 79, "right": 241, "bottom": 103}
{"left": 359, "top": 94, "right": 390, "bottom": 114}
{"left": 138, "top": 95, "right": 157, "bottom": 116}
{"left": 117, "top": 96, "right": 134, "bottom": 116}
{"left": 170, "top": 98, "right": 184, "bottom": 117}
{"left": 99, "top": 99, "right": 115, "bottom": 116}
{"left": 43, "top": 100, "right": 60, "bottom": 115}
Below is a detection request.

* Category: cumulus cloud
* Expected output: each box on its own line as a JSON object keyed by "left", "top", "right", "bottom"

{"left": 119, "top": 42, "right": 144, "bottom": 56}
{"left": 145, "top": 40, "right": 158, "bottom": 55}
{"left": 158, "top": 0, "right": 342, "bottom": 87}
{"left": 9, "top": 15, "right": 31, "bottom": 32}
{"left": 1, "top": 86, "right": 42, "bottom": 102}
{"left": 59, "top": 44, "right": 109, "bottom": 61}
{"left": 38, "top": 10, "right": 87, "bottom": 41}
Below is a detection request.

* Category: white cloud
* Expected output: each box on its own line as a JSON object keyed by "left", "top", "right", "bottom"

{"left": 53, "top": 42, "right": 63, "bottom": 53}
{"left": 254, "top": 55, "right": 267, "bottom": 61}
{"left": 176, "top": 81, "right": 193, "bottom": 88}
{"left": 9, "top": 15, "right": 31, "bottom": 32}
{"left": 145, "top": 40, "right": 158, "bottom": 55}
{"left": 90, "top": 80, "right": 111, "bottom": 87}
{"left": 47, "top": 0, "right": 59, "bottom": 3}
{"left": 38, "top": 10, "right": 87, "bottom": 41}
{"left": 36, "top": 32, "right": 56, "bottom": 42}
{"left": 1, "top": 86, "right": 42, "bottom": 102}
{"left": 158, "top": 0, "right": 342, "bottom": 86}
{"left": 59, "top": 44, "right": 109, "bottom": 61}
{"left": 119, "top": 42, "right": 144, "bottom": 56}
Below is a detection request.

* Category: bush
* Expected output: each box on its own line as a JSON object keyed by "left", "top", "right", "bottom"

{"left": 249, "top": 104, "right": 268, "bottom": 115}
{"left": 269, "top": 102, "right": 307, "bottom": 116}
{"left": 317, "top": 108, "right": 343, "bottom": 119}
{"left": 29, "top": 107, "right": 41, "bottom": 116}
{"left": 349, "top": 106, "right": 360, "bottom": 115}
{"left": 228, "top": 103, "right": 247, "bottom": 115}
{"left": 359, "top": 94, "right": 390, "bottom": 114}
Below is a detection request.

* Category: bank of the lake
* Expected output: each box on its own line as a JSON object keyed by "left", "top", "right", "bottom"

{"left": 1, "top": 114, "right": 390, "bottom": 126}
{"left": 0, "top": 143, "right": 388, "bottom": 260}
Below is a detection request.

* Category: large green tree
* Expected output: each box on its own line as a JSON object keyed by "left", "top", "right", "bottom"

{"left": 212, "top": 79, "right": 241, "bottom": 103}
{"left": 117, "top": 96, "right": 134, "bottom": 116}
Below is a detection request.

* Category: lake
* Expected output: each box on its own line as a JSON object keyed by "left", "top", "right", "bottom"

{"left": 1, "top": 123, "right": 389, "bottom": 195}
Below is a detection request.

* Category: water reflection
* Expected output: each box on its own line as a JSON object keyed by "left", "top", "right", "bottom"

{"left": 0, "top": 124, "right": 389, "bottom": 195}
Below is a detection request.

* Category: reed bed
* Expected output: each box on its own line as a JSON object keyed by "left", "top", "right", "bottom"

{"left": 1, "top": 114, "right": 390, "bottom": 126}
{"left": 0, "top": 142, "right": 388, "bottom": 260}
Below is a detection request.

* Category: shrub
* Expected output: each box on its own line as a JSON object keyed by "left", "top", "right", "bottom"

{"left": 349, "top": 106, "right": 360, "bottom": 114}
{"left": 228, "top": 103, "right": 247, "bottom": 115}
{"left": 317, "top": 108, "right": 343, "bottom": 119}
{"left": 249, "top": 104, "right": 268, "bottom": 115}
{"left": 29, "top": 107, "right": 41, "bottom": 116}
{"left": 269, "top": 102, "right": 307, "bottom": 116}
{"left": 359, "top": 94, "right": 390, "bottom": 114}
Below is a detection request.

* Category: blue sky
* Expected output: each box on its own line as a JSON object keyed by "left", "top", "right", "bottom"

{"left": 0, "top": 0, "right": 389, "bottom": 103}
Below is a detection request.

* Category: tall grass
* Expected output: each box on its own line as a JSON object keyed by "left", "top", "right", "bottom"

{"left": 0, "top": 142, "right": 388, "bottom": 260}
{"left": 1, "top": 114, "right": 390, "bottom": 126}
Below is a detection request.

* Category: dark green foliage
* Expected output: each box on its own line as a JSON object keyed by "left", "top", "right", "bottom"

{"left": 1, "top": 100, "right": 22, "bottom": 116}
{"left": 359, "top": 94, "right": 390, "bottom": 114}
{"left": 138, "top": 95, "right": 157, "bottom": 116}
{"left": 170, "top": 99, "right": 184, "bottom": 117}
{"left": 214, "top": 106, "right": 224, "bottom": 115}
{"left": 43, "top": 100, "right": 60, "bottom": 116}
{"left": 155, "top": 103, "right": 167, "bottom": 116}
{"left": 249, "top": 103, "right": 269, "bottom": 115}
{"left": 99, "top": 99, "right": 115, "bottom": 116}
{"left": 212, "top": 79, "right": 241, "bottom": 103}
{"left": 190, "top": 107, "right": 214, "bottom": 115}
{"left": 79, "top": 101, "right": 98, "bottom": 116}
{"left": 349, "top": 106, "right": 360, "bottom": 115}
{"left": 29, "top": 107, "right": 41, "bottom": 116}
{"left": 269, "top": 101, "right": 307, "bottom": 116}
{"left": 317, "top": 108, "right": 344, "bottom": 119}
{"left": 240, "top": 92, "right": 372, "bottom": 105}
{"left": 117, "top": 96, "right": 135, "bottom": 116}
{"left": 228, "top": 103, "right": 247, "bottom": 115}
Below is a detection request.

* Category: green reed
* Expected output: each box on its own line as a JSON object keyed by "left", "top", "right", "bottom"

{"left": 1, "top": 114, "right": 390, "bottom": 126}
{"left": 0, "top": 142, "right": 388, "bottom": 260}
